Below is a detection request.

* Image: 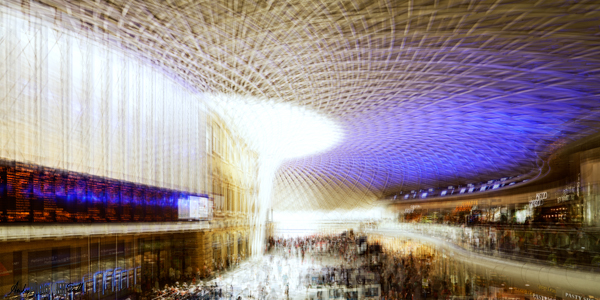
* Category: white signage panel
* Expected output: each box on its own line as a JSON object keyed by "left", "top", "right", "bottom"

{"left": 178, "top": 198, "right": 190, "bottom": 219}
{"left": 189, "top": 196, "right": 201, "bottom": 219}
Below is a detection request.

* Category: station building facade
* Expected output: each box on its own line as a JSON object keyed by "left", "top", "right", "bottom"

{"left": 0, "top": 4, "right": 261, "bottom": 298}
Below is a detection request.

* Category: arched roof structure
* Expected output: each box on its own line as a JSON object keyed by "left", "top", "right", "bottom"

{"left": 6, "top": 0, "right": 600, "bottom": 211}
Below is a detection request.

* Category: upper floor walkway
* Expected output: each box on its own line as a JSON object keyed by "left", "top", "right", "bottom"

{"left": 366, "top": 222, "right": 600, "bottom": 299}
{"left": 368, "top": 222, "right": 600, "bottom": 271}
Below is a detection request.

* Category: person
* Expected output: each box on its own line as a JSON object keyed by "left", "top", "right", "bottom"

{"left": 169, "top": 267, "right": 175, "bottom": 281}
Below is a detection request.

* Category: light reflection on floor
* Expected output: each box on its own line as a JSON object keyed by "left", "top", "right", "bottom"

{"left": 205, "top": 250, "right": 358, "bottom": 300}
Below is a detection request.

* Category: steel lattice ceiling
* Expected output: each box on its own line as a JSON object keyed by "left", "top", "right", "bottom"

{"left": 8, "top": 0, "right": 600, "bottom": 211}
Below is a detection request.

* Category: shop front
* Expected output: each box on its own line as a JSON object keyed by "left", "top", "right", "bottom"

{"left": 0, "top": 231, "right": 210, "bottom": 300}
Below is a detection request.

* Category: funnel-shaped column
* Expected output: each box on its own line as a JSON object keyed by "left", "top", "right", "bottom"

{"left": 206, "top": 93, "right": 344, "bottom": 257}
{"left": 250, "top": 157, "right": 281, "bottom": 256}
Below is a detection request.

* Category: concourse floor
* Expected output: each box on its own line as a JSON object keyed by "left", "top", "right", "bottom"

{"left": 204, "top": 250, "right": 361, "bottom": 300}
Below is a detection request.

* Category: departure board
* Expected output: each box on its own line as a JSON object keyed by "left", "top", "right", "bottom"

{"left": 0, "top": 162, "right": 8, "bottom": 222}
{"left": 32, "top": 169, "right": 45, "bottom": 222}
{"left": 0, "top": 158, "right": 208, "bottom": 223}
{"left": 69, "top": 172, "right": 88, "bottom": 222}
{"left": 66, "top": 171, "right": 77, "bottom": 221}
{"left": 89, "top": 176, "right": 105, "bottom": 222}
{"left": 54, "top": 171, "right": 71, "bottom": 222}
{"left": 154, "top": 189, "right": 166, "bottom": 222}
{"left": 168, "top": 191, "right": 177, "bottom": 220}
{"left": 7, "top": 163, "right": 34, "bottom": 222}
{"left": 144, "top": 187, "right": 156, "bottom": 222}
{"left": 33, "top": 168, "right": 57, "bottom": 222}
{"left": 141, "top": 185, "right": 148, "bottom": 221}
{"left": 105, "top": 178, "right": 120, "bottom": 222}
{"left": 167, "top": 193, "right": 177, "bottom": 221}
{"left": 120, "top": 182, "right": 133, "bottom": 222}
{"left": 132, "top": 184, "right": 144, "bottom": 222}
{"left": 42, "top": 168, "right": 58, "bottom": 221}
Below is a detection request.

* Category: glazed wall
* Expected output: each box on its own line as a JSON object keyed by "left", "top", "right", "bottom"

{"left": 0, "top": 4, "right": 208, "bottom": 195}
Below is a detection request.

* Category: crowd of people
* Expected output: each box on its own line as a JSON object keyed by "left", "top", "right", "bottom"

{"left": 268, "top": 232, "right": 466, "bottom": 300}
{"left": 375, "top": 245, "right": 456, "bottom": 300}
{"left": 267, "top": 232, "right": 363, "bottom": 265}
{"left": 374, "top": 221, "right": 600, "bottom": 269}
{"left": 146, "top": 231, "right": 474, "bottom": 300}
{"left": 150, "top": 282, "right": 241, "bottom": 300}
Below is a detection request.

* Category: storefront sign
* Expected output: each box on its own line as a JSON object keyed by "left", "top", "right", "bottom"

{"left": 565, "top": 292, "right": 596, "bottom": 300}
{"left": 538, "top": 285, "right": 556, "bottom": 294}
{"left": 529, "top": 191, "right": 547, "bottom": 201}
{"left": 533, "top": 294, "right": 555, "bottom": 300}
{"left": 404, "top": 205, "right": 421, "bottom": 214}
{"left": 529, "top": 199, "right": 544, "bottom": 208}
{"left": 511, "top": 287, "right": 532, "bottom": 295}
{"left": 455, "top": 204, "right": 473, "bottom": 212}
{"left": 557, "top": 194, "right": 572, "bottom": 203}
{"left": 461, "top": 200, "right": 479, "bottom": 207}
{"left": 557, "top": 184, "right": 578, "bottom": 203}
{"left": 529, "top": 192, "right": 547, "bottom": 208}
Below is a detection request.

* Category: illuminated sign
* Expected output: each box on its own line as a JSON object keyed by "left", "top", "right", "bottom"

{"left": 179, "top": 196, "right": 211, "bottom": 220}
{"left": 532, "top": 294, "right": 555, "bottom": 300}
{"left": 189, "top": 196, "right": 200, "bottom": 219}
{"left": 529, "top": 192, "right": 547, "bottom": 208}
{"left": 509, "top": 287, "right": 532, "bottom": 295}
{"left": 461, "top": 200, "right": 478, "bottom": 207}
{"left": 565, "top": 293, "right": 597, "bottom": 300}
{"left": 534, "top": 192, "right": 548, "bottom": 200}
{"left": 190, "top": 195, "right": 210, "bottom": 219}
{"left": 537, "top": 285, "right": 556, "bottom": 294}
{"left": 404, "top": 205, "right": 421, "bottom": 214}
{"left": 557, "top": 184, "right": 579, "bottom": 203}
{"left": 178, "top": 197, "right": 191, "bottom": 219}
{"left": 198, "top": 196, "right": 210, "bottom": 218}
{"left": 0, "top": 158, "right": 209, "bottom": 223}
{"left": 557, "top": 193, "right": 572, "bottom": 203}
{"left": 529, "top": 199, "right": 544, "bottom": 208}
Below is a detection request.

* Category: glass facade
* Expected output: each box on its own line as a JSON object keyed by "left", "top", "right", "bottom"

{"left": 0, "top": 230, "right": 253, "bottom": 299}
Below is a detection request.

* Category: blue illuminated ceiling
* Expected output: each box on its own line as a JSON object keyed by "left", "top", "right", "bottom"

{"left": 11, "top": 0, "right": 600, "bottom": 211}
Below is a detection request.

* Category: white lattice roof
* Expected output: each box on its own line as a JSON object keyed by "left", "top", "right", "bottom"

{"left": 9, "top": 0, "right": 600, "bottom": 211}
